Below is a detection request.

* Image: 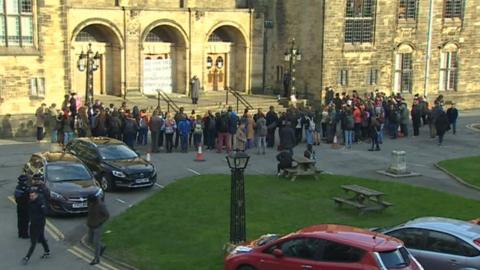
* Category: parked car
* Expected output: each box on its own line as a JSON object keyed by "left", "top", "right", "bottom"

{"left": 377, "top": 217, "right": 480, "bottom": 270}
{"left": 23, "top": 151, "right": 102, "bottom": 215}
{"left": 225, "top": 224, "right": 423, "bottom": 270}
{"left": 65, "top": 137, "right": 157, "bottom": 191}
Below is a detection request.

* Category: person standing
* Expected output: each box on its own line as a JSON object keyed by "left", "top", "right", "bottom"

{"left": 46, "top": 104, "right": 58, "bottom": 143}
{"left": 14, "top": 175, "right": 30, "bottom": 239}
{"left": 235, "top": 122, "right": 247, "bottom": 151}
{"left": 265, "top": 106, "right": 278, "bottom": 148}
{"left": 162, "top": 112, "right": 176, "bottom": 153}
{"left": 255, "top": 113, "right": 267, "bottom": 155}
{"left": 178, "top": 117, "right": 191, "bottom": 153}
{"left": 149, "top": 110, "right": 162, "bottom": 153}
{"left": 446, "top": 103, "right": 459, "bottom": 135}
{"left": 399, "top": 102, "right": 410, "bottom": 137}
{"left": 435, "top": 110, "right": 450, "bottom": 146}
{"left": 411, "top": 100, "right": 422, "bottom": 137}
{"left": 35, "top": 103, "right": 47, "bottom": 142}
{"left": 22, "top": 190, "right": 50, "bottom": 264}
{"left": 69, "top": 93, "right": 78, "bottom": 118}
{"left": 279, "top": 122, "right": 296, "bottom": 156}
{"left": 190, "top": 75, "right": 200, "bottom": 105}
{"left": 87, "top": 193, "right": 110, "bottom": 265}
{"left": 123, "top": 111, "right": 139, "bottom": 150}
{"left": 174, "top": 107, "right": 185, "bottom": 150}
{"left": 343, "top": 107, "right": 354, "bottom": 149}
{"left": 368, "top": 116, "right": 381, "bottom": 151}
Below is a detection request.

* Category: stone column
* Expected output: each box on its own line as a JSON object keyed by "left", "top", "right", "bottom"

{"left": 388, "top": 150, "right": 407, "bottom": 175}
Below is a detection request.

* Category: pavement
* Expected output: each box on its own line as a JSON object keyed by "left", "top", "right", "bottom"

{"left": 0, "top": 111, "right": 479, "bottom": 269}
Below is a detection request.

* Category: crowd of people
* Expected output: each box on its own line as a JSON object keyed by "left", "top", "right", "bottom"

{"left": 33, "top": 89, "right": 459, "bottom": 159}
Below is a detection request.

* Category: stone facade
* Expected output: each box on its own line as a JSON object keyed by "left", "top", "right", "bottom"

{"left": 259, "top": 0, "right": 480, "bottom": 109}
{"left": 0, "top": 0, "right": 260, "bottom": 137}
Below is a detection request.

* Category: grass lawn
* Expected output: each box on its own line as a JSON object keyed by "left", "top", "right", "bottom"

{"left": 438, "top": 156, "right": 480, "bottom": 187}
{"left": 103, "top": 174, "right": 480, "bottom": 270}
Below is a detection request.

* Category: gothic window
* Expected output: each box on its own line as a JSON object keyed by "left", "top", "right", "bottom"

{"left": 0, "top": 0, "right": 33, "bottom": 47}
{"left": 399, "top": 0, "right": 417, "bottom": 20}
{"left": 394, "top": 45, "right": 414, "bottom": 93}
{"left": 444, "top": 0, "right": 463, "bottom": 19}
{"left": 345, "top": 0, "right": 376, "bottom": 44}
{"left": 439, "top": 44, "right": 459, "bottom": 91}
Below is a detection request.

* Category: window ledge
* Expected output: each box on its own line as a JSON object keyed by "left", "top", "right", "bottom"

{"left": 0, "top": 47, "right": 41, "bottom": 56}
{"left": 443, "top": 18, "right": 463, "bottom": 27}
{"left": 343, "top": 43, "right": 374, "bottom": 52}
{"left": 397, "top": 19, "right": 417, "bottom": 29}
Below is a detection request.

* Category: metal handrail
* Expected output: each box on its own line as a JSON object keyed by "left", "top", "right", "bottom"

{"left": 226, "top": 87, "right": 254, "bottom": 112}
{"left": 156, "top": 90, "right": 180, "bottom": 113}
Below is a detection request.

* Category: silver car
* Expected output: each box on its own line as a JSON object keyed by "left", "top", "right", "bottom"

{"left": 379, "top": 217, "right": 480, "bottom": 270}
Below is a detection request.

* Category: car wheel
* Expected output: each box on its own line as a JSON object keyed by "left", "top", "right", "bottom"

{"left": 237, "top": 266, "right": 256, "bottom": 270}
{"left": 100, "top": 175, "right": 114, "bottom": 192}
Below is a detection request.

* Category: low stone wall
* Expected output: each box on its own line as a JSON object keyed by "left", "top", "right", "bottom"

{"left": 0, "top": 114, "right": 36, "bottom": 139}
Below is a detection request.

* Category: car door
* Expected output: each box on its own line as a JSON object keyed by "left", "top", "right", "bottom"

{"left": 260, "top": 237, "right": 325, "bottom": 270}
{"left": 78, "top": 143, "right": 102, "bottom": 178}
{"left": 386, "top": 228, "right": 429, "bottom": 265}
{"left": 422, "top": 230, "right": 469, "bottom": 270}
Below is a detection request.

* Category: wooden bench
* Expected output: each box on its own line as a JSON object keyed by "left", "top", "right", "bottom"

{"left": 282, "top": 156, "right": 318, "bottom": 181}
{"left": 333, "top": 185, "right": 393, "bottom": 214}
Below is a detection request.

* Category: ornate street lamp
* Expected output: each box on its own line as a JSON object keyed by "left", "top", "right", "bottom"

{"left": 284, "top": 38, "right": 302, "bottom": 100}
{"left": 226, "top": 151, "right": 250, "bottom": 244}
{"left": 77, "top": 43, "right": 100, "bottom": 106}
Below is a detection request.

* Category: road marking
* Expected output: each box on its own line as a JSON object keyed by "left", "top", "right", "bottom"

{"left": 187, "top": 168, "right": 201, "bottom": 175}
{"left": 155, "top": 183, "right": 164, "bottom": 188}
{"left": 115, "top": 198, "right": 127, "bottom": 204}
{"left": 46, "top": 219, "right": 64, "bottom": 240}
{"left": 72, "top": 246, "right": 118, "bottom": 270}
{"left": 466, "top": 124, "right": 480, "bottom": 132}
{"left": 7, "top": 196, "right": 63, "bottom": 241}
{"left": 67, "top": 248, "right": 110, "bottom": 270}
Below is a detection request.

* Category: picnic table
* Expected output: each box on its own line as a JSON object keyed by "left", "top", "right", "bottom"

{"left": 283, "top": 156, "right": 318, "bottom": 181}
{"left": 333, "top": 184, "right": 393, "bottom": 214}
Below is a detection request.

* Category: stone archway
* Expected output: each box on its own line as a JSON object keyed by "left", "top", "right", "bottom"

{"left": 71, "top": 24, "right": 123, "bottom": 98}
{"left": 141, "top": 24, "right": 188, "bottom": 95}
{"left": 205, "top": 25, "right": 247, "bottom": 92}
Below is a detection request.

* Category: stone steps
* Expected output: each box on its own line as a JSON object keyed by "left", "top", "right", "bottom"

{"left": 95, "top": 92, "right": 286, "bottom": 115}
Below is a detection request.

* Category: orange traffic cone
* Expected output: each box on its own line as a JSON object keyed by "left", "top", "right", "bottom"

{"left": 195, "top": 145, "right": 206, "bottom": 162}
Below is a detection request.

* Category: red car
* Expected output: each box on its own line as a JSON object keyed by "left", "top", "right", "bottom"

{"left": 225, "top": 224, "right": 423, "bottom": 270}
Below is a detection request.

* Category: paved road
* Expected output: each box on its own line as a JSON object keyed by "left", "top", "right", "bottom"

{"left": 0, "top": 112, "right": 478, "bottom": 269}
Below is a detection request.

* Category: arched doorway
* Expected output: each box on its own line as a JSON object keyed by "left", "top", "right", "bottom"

{"left": 206, "top": 25, "right": 247, "bottom": 92}
{"left": 71, "top": 24, "right": 122, "bottom": 98}
{"left": 142, "top": 24, "right": 187, "bottom": 95}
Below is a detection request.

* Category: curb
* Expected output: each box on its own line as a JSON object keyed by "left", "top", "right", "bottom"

{"left": 80, "top": 234, "right": 140, "bottom": 270}
{"left": 466, "top": 123, "right": 480, "bottom": 132}
{"left": 434, "top": 163, "right": 480, "bottom": 192}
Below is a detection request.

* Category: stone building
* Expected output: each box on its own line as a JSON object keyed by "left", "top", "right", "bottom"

{"left": 0, "top": 0, "right": 262, "bottom": 135}
{"left": 259, "top": 0, "right": 480, "bottom": 109}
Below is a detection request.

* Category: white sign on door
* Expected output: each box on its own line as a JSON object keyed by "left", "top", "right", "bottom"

{"left": 143, "top": 58, "right": 172, "bottom": 95}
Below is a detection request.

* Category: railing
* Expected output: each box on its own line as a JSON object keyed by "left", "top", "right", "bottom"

{"left": 156, "top": 90, "right": 180, "bottom": 113}
{"left": 226, "top": 87, "right": 254, "bottom": 113}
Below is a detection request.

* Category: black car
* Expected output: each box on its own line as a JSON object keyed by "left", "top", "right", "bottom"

{"left": 66, "top": 137, "right": 157, "bottom": 191}
{"left": 23, "top": 152, "right": 102, "bottom": 215}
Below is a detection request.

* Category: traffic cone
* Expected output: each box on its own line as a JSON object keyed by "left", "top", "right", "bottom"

{"left": 145, "top": 152, "right": 151, "bottom": 162}
{"left": 195, "top": 145, "right": 206, "bottom": 162}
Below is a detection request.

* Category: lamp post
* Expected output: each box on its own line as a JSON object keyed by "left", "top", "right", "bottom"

{"left": 226, "top": 151, "right": 250, "bottom": 244}
{"left": 284, "top": 38, "right": 302, "bottom": 100}
{"left": 77, "top": 43, "right": 100, "bottom": 106}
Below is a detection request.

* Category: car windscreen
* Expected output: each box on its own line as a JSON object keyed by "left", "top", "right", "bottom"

{"left": 98, "top": 145, "right": 138, "bottom": 160}
{"left": 46, "top": 163, "right": 92, "bottom": 182}
{"left": 379, "top": 247, "right": 411, "bottom": 268}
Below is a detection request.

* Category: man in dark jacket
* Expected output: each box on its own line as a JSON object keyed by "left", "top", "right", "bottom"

{"left": 14, "top": 175, "right": 30, "bottom": 239}
{"left": 87, "top": 193, "right": 110, "bottom": 265}
{"left": 276, "top": 150, "right": 293, "bottom": 176}
{"left": 279, "top": 122, "right": 296, "bottom": 155}
{"left": 435, "top": 110, "right": 450, "bottom": 146}
{"left": 446, "top": 103, "right": 459, "bottom": 135}
{"left": 266, "top": 106, "right": 278, "bottom": 148}
{"left": 22, "top": 190, "right": 50, "bottom": 264}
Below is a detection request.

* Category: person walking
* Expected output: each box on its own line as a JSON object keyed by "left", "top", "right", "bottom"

{"left": 190, "top": 75, "right": 201, "bottom": 105}
{"left": 22, "top": 190, "right": 50, "bottom": 264}
{"left": 35, "top": 103, "right": 47, "bottom": 142}
{"left": 14, "top": 175, "right": 30, "bottom": 239}
{"left": 87, "top": 193, "right": 109, "bottom": 265}
{"left": 446, "top": 103, "right": 459, "bottom": 135}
